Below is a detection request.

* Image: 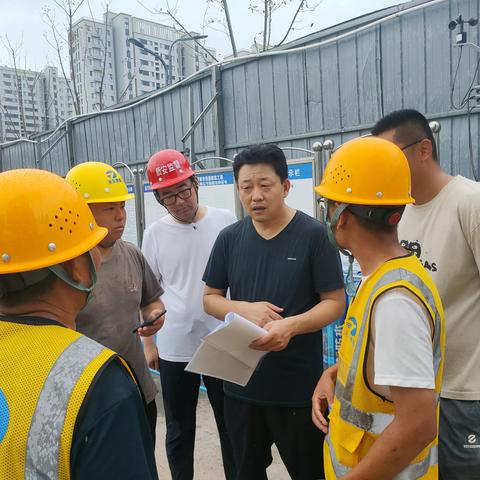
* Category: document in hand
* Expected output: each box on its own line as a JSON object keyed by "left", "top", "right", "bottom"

{"left": 185, "top": 312, "right": 268, "bottom": 386}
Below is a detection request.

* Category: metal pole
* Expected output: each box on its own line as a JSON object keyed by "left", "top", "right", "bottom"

{"left": 132, "top": 167, "right": 146, "bottom": 247}
{"left": 34, "top": 140, "right": 42, "bottom": 170}
{"left": 429, "top": 120, "right": 441, "bottom": 164}
{"left": 323, "top": 139, "right": 335, "bottom": 161}
{"left": 65, "top": 121, "right": 75, "bottom": 169}
{"left": 113, "top": 161, "right": 146, "bottom": 246}
{"left": 168, "top": 42, "right": 174, "bottom": 86}
{"left": 312, "top": 141, "right": 323, "bottom": 220}
{"left": 168, "top": 38, "right": 186, "bottom": 86}
{"left": 167, "top": 35, "right": 208, "bottom": 86}
{"left": 213, "top": 66, "right": 225, "bottom": 161}
{"left": 0, "top": 145, "right": 3, "bottom": 172}
{"left": 322, "top": 139, "right": 335, "bottom": 218}
{"left": 189, "top": 86, "right": 195, "bottom": 162}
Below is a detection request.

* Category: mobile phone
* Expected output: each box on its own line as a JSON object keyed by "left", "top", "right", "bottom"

{"left": 132, "top": 309, "right": 166, "bottom": 333}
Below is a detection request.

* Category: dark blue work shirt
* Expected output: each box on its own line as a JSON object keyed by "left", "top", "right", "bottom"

{"left": 203, "top": 210, "right": 344, "bottom": 407}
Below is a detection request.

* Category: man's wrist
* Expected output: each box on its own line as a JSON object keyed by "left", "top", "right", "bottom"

{"left": 284, "top": 316, "right": 300, "bottom": 337}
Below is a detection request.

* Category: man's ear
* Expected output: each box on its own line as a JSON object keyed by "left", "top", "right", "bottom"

{"left": 61, "top": 257, "right": 84, "bottom": 284}
{"left": 336, "top": 208, "right": 350, "bottom": 229}
{"left": 282, "top": 178, "right": 291, "bottom": 197}
{"left": 419, "top": 138, "right": 433, "bottom": 162}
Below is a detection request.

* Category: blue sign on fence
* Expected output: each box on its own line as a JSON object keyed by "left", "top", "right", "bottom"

{"left": 127, "top": 164, "right": 312, "bottom": 194}
{"left": 197, "top": 172, "right": 234, "bottom": 186}
{"left": 288, "top": 162, "right": 312, "bottom": 180}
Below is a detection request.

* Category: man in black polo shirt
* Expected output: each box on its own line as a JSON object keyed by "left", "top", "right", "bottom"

{"left": 203, "top": 144, "right": 345, "bottom": 480}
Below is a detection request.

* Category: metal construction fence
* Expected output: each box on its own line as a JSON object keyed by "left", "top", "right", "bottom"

{"left": 1, "top": 0, "right": 479, "bottom": 181}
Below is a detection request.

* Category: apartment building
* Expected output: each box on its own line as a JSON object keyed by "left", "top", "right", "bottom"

{"left": 71, "top": 17, "right": 117, "bottom": 113}
{"left": 0, "top": 65, "right": 73, "bottom": 142}
{"left": 72, "top": 12, "right": 216, "bottom": 110}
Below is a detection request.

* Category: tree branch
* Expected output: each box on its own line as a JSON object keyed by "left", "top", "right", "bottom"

{"left": 138, "top": 0, "right": 217, "bottom": 62}
{"left": 273, "top": 0, "right": 306, "bottom": 48}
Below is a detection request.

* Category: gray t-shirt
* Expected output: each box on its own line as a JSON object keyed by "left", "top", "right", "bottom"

{"left": 76, "top": 240, "right": 163, "bottom": 403}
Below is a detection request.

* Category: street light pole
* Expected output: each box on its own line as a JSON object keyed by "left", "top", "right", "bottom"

{"left": 167, "top": 35, "right": 208, "bottom": 86}
{"left": 127, "top": 37, "right": 169, "bottom": 86}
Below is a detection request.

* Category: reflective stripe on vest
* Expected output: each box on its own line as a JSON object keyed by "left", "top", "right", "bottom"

{"left": 337, "top": 268, "right": 442, "bottom": 433}
{"left": 326, "top": 434, "right": 438, "bottom": 479}
{"left": 327, "top": 266, "right": 443, "bottom": 478}
{"left": 25, "top": 335, "right": 104, "bottom": 479}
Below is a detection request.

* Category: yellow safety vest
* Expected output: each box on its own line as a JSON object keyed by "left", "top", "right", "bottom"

{"left": 324, "top": 254, "right": 445, "bottom": 480}
{"left": 0, "top": 317, "right": 135, "bottom": 479}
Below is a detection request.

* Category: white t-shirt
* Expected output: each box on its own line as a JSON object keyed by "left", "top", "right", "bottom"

{"left": 362, "top": 284, "right": 435, "bottom": 400}
{"left": 142, "top": 206, "right": 237, "bottom": 362}
{"left": 398, "top": 176, "right": 480, "bottom": 400}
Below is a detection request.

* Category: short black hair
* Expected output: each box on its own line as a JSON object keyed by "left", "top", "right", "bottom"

{"left": 233, "top": 144, "right": 288, "bottom": 182}
{"left": 347, "top": 205, "right": 405, "bottom": 234}
{"left": 371, "top": 109, "right": 438, "bottom": 161}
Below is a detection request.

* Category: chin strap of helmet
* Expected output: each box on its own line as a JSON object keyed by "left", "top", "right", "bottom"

{"left": 326, "top": 203, "right": 356, "bottom": 297}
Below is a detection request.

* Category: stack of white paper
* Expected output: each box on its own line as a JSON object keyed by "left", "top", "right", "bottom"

{"left": 185, "top": 312, "right": 268, "bottom": 386}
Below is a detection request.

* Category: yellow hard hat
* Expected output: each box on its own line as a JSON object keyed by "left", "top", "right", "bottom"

{"left": 315, "top": 136, "right": 414, "bottom": 205}
{"left": 0, "top": 169, "right": 108, "bottom": 274}
{"left": 66, "top": 161, "right": 135, "bottom": 204}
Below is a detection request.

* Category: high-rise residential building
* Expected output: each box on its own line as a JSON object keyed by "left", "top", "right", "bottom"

{"left": 42, "top": 66, "right": 75, "bottom": 131}
{"left": 71, "top": 17, "right": 117, "bottom": 113}
{"left": 0, "top": 65, "right": 73, "bottom": 142}
{"left": 71, "top": 12, "right": 216, "bottom": 110}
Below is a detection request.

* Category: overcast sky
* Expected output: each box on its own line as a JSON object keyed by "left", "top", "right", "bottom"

{"left": 0, "top": 0, "right": 409, "bottom": 72}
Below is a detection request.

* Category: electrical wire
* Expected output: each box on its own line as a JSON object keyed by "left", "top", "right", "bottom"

{"left": 460, "top": 55, "right": 480, "bottom": 106}
{"left": 450, "top": 44, "right": 480, "bottom": 111}
{"left": 450, "top": 46, "right": 464, "bottom": 109}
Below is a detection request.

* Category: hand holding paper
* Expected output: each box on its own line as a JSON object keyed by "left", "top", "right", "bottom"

{"left": 185, "top": 312, "right": 268, "bottom": 386}
{"left": 249, "top": 318, "right": 295, "bottom": 352}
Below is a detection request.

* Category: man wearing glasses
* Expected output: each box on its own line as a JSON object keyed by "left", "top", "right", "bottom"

{"left": 142, "top": 149, "right": 237, "bottom": 480}
{"left": 373, "top": 109, "right": 480, "bottom": 480}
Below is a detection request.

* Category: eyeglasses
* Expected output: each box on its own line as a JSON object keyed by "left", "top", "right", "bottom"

{"left": 400, "top": 139, "right": 425, "bottom": 151}
{"left": 160, "top": 187, "right": 193, "bottom": 206}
